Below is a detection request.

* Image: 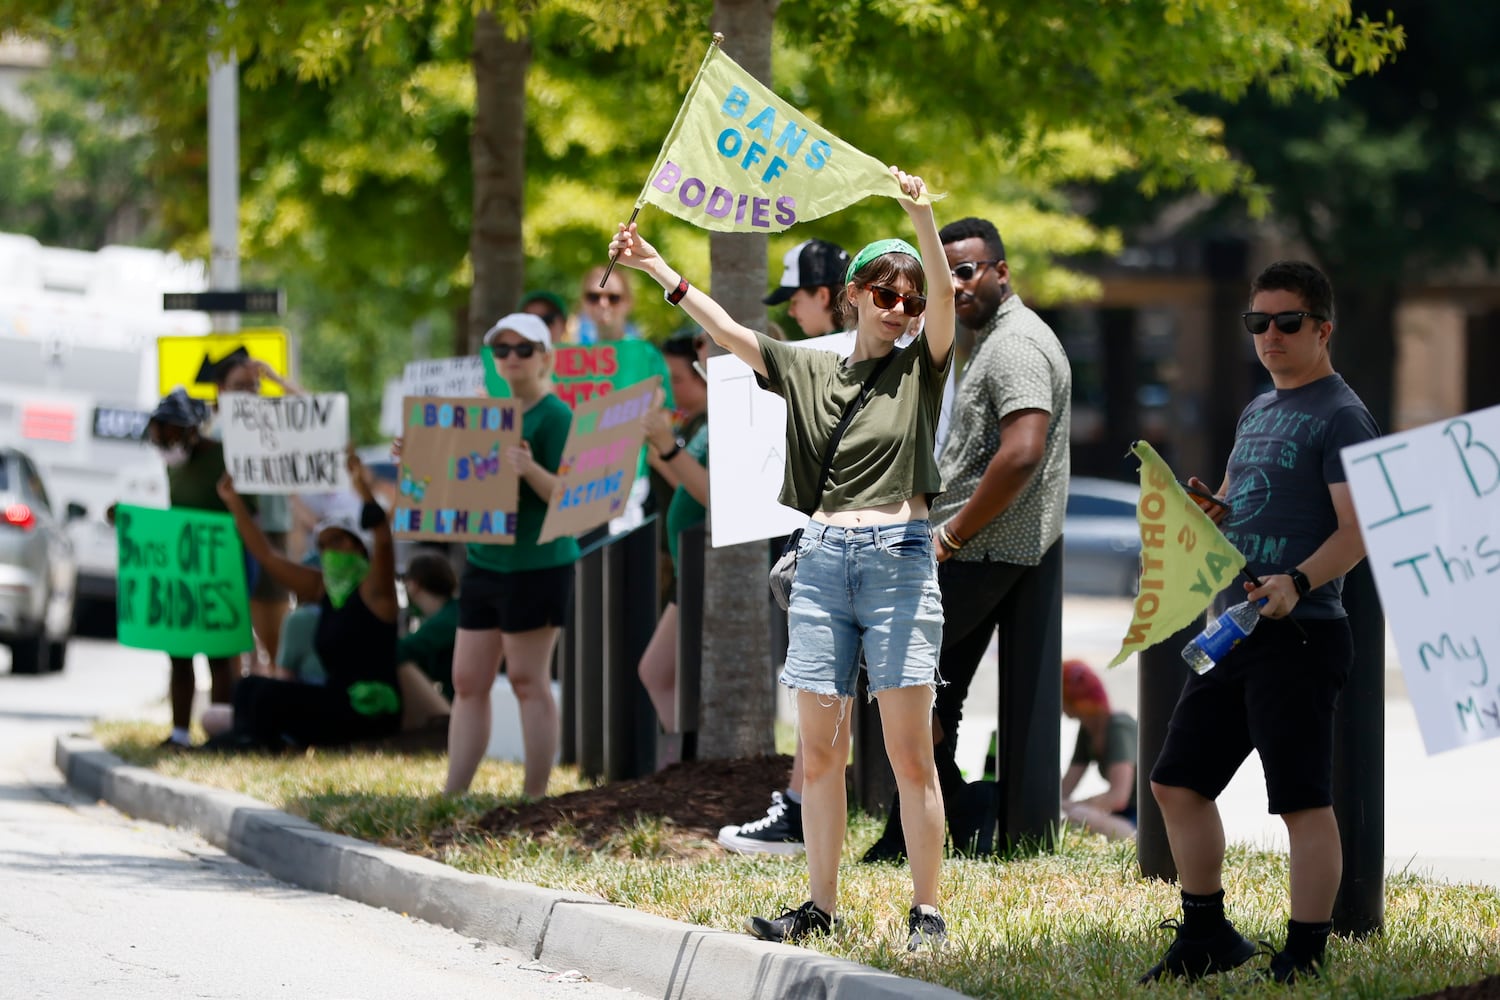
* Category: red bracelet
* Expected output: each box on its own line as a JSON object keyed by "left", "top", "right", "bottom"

{"left": 665, "top": 276, "right": 689, "bottom": 305}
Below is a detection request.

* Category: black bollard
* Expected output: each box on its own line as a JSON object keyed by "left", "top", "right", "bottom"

{"left": 573, "top": 545, "right": 605, "bottom": 781}
{"left": 556, "top": 612, "right": 576, "bottom": 766}
{"left": 675, "top": 522, "right": 706, "bottom": 741}
{"left": 1135, "top": 621, "right": 1197, "bottom": 881}
{"left": 601, "top": 522, "right": 659, "bottom": 781}
{"left": 1332, "top": 560, "right": 1385, "bottom": 937}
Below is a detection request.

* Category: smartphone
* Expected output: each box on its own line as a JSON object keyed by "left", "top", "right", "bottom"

{"left": 1177, "top": 479, "right": 1233, "bottom": 513}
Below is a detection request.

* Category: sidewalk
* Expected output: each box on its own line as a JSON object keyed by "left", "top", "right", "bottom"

{"left": 54, "top": 735, "right": 967, "bottom": 1000}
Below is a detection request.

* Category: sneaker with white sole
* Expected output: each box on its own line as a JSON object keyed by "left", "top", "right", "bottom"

{"left": 718, "top": 791, "right": 805, "bottom": 855}
{"left": 907, "top": 905, "right": 947, "bottom": 951}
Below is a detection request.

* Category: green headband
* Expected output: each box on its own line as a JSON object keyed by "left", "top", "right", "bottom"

{"left": 844, "top": 238, "right": 922, "bottom": 285}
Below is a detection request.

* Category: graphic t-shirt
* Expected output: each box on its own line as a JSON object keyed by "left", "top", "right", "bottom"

{"left": 1220, "top": 373, "right": 1379, "bottom": 619}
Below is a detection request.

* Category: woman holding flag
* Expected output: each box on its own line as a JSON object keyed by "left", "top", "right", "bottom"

{"left": 609, "top": 166, "right": 954, "bottom": 951}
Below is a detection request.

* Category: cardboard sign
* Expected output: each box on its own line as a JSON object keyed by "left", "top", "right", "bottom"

{"left": 219, "top": 391, "right": 350, "bottom": 494}
{"left": 537, "top": 378, "right": 658, "bottom": 544}
{"left": 115, "top": 504, "right": 254, "bottom": 658}
{"left": 1341, "top": 403, "right": 1500, "bottom": 754}
{"left": 390, "top": 396, "right": 521, "bottom": 543}
{"left": 157, "top": 330, "right": 290, "bottom": 402}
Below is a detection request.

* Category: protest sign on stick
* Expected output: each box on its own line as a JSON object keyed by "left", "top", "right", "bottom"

{"left": 1342, "top": 403, "right": 1500, "bottom": 754}
{"left": 537, "top": 377, "right": 659, "bottom": 544}
{"left": 391, "top": 396, "right": 521, "bottom": 543}
{"left": 220, "top": 391, "right": 350, "bottom": 494}
{"left": 115, "top": 504, "right": 254, "bottom": 658}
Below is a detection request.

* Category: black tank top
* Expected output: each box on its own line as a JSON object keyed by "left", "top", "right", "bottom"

{"left": 314, "top": 587, "right": 398, "bottom": 692}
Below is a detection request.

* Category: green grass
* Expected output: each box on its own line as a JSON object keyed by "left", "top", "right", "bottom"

{"left": 97, "top": 720, "right": 1500, "bottom": 999}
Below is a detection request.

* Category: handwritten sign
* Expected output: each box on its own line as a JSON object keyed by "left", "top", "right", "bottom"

{"left": 1342, "top": 403, "right": 1500, "bottom": 754}
{"left": 482, "top": 341, "right": 672, "bottom": 411}
{"left": 402, "top": 356, "right": 486, "bottom": 397}
{"left": 219, "top": 391, "right": 350, "bottom": 494}
{"left": 391, "top": 396, "right": 521, "bottom": 543}
{"left": 157, "top": 330, "right": 289, "bottom": 402}
{"left": 537, "top": 378, "right": 658, "bottom": 544}
{"left": 115, "top": 504, "right": 254, "bottom": 658}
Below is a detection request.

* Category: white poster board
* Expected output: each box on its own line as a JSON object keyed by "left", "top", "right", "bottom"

{"left": 401, "top": 355, "right": 487, "bottom": 397}
{"left": 706, "top": 334, "right": 853, "bottom": 548}
{"left": 220, "top": 391, "right": 351, "bottom": 494}
{"left": 1341, "top": 403, "right": 1500, "bottom": 755}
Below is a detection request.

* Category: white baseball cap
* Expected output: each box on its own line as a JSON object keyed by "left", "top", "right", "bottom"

{"left": 483, "top": 312, "right": 551, "bottom": 350}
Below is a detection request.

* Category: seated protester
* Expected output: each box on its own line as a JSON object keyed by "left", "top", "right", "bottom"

{"left": 275, "top": 602, "right": 326, "bottom": 686}
{"left": 396, "top": 551, "right": 460, "bottom": 733}
{"left": 214, "top": 453, "right": 403, "bottom": 749}
{"left": 1060, "top": 659, "right": 1137, "bottom": 841}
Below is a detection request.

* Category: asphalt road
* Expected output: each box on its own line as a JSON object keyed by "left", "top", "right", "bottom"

{"left": 0, "top": 639, "right": 628, "bottom": 1000}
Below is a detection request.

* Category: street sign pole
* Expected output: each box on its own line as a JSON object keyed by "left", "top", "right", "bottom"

{"left": 208, "top": 39, "right": 239, "bottom": 334}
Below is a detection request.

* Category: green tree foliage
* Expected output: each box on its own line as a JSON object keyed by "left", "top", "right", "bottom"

{"left": 0, "top": 1, "right": 1403, "bottom": 438}
{"left": 0, "top": 59, "right": 159, "bottom": 248}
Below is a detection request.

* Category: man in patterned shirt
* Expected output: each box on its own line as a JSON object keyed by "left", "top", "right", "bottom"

{"left": 863, "top": 216, "right": 1071, "bottom": 860}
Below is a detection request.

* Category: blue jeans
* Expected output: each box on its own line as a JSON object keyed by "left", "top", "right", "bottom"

{"left": 779, "top": 520, "right": 944, "bottom": 699}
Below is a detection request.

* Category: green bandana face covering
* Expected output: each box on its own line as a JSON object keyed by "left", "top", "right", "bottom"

{"left": 321, "top": 550, "right": 369, "bottom": 609}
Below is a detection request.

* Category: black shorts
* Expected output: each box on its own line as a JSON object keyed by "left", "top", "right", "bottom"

{"left": 458, "top": 563, "right": 575, "bottom": 633}
{"left": 1150, "top": 616, "right": 1353, "bottom": 815}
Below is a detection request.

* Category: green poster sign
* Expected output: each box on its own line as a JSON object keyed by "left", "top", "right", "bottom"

{"left": 115, "top": 505, "right": 255, "bottom": 658}
{"left": 482, "top": 340, "right": 674, "bottom": 411}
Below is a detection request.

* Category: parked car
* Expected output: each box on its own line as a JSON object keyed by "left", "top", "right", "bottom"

{"left": 1062, "top": 477, "right": 1141, "bottom": 598}
{"left": 0, "top": 447, "right": 77, "bottom": 673}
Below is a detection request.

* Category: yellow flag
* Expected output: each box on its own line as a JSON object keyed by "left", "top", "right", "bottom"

{"left": 1107, "top": 442, "right": 1247, "bottom": 668}
{"left": 637, "top": 41, "right": 926, "bottom": 233}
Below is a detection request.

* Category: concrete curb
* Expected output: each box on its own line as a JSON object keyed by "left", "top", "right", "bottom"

{"left": 56, "top": 735, "right": 969, "bottom": 1000}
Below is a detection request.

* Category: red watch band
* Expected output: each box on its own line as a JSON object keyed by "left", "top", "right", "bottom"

{"left": 665, "top": 277, "right": 690, "bottom": 305}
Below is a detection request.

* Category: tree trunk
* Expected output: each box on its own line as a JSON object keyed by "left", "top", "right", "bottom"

{"left": 468, "top": 13, "right": 529, "bottom": 355}
{"left": 696, "top": 0, "right": 781, "bottom": 760}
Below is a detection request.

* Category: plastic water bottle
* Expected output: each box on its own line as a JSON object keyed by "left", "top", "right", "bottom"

{"left": 1180, "top": 600, "right": 1267, "bottom": 674}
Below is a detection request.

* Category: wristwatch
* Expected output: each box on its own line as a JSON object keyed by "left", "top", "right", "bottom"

{"left": 1285, "top": 567, "right": 1312, "bottom": 598}
{"left": 658, "top": 437, "right": 686, "bottom": 462}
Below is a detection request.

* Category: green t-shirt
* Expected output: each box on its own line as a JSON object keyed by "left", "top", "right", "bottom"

{"left": 396, "top": 598, "right": 459, "bottom": 699}
{"left": 1070, "top": 712, "right": 1138, "bottom": 814}
{"left": 757, "top": 331, "right": 951, "bottom": 513}
{"left": 465, "top": 394, "right": 581, "bottom": 573}
{"left": 665, "top": 423, "right": 710, "bottom": 573}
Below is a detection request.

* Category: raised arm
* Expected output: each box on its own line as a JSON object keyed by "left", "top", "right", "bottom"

{"left": 892, "top": 167, "right": 954, "bottom": 370}
{"left": 607, "top": 224, "right": 768, "bottom": 378}
{"left": 217, "top": 473, "right": 324, "bottom": 604}
{"left": 349, "top": 451, "right": 399, "bottom": 624}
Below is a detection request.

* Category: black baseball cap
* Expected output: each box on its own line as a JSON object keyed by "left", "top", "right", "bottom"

{"left": 763, "top": 239, "right": 851, "bottom": 305}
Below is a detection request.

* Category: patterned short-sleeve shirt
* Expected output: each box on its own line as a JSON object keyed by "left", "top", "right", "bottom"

{"left": 931, "top": 294, "right": 1071, "bottom": 565}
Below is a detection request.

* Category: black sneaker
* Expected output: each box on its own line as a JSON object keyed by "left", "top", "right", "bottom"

{"left": 718, "top": 792, "right": 804, "bottom": 856}
{"left": 744, "top": 900, "right": 837, "bottom": 944}
{"left": 1139, "top": 917, "right": 1257, "bottom": 983}
{"left": 1265, "top": 947, "right": 1322, "bottom": 985}
{"left": 907, "top": 905, "right": 947, "bottom": 951}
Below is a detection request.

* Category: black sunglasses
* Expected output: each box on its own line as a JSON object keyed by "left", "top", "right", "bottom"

{"left": 492, "top": 342, "right": 539, "bottom": 359}
{"left": 950, "top": 259, "right": 999, "bottom": 282}
{"left": 864, "top": 284, "right": 927, "bottom": 317}
{"left": 585, "top": 291, "right": 623, "bottom": 306}
{"left": 1242, "top": 311, "right": 1325, "bottom": 335}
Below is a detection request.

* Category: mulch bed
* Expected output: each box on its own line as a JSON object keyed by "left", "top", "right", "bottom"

{"left": 1411, "top": 975, "right": 1500, "bottom": 1000}
{"left": 472, "top": 754, "right": 795, "bottom": 858}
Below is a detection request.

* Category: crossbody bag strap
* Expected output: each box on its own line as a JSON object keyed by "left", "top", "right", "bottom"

{"left": 805, "top": 347, "right": 900, "bottom": 515}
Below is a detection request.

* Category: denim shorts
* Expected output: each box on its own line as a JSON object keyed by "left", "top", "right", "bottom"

{"left": 779, "top": 519, "right": 944, "bottom": 699}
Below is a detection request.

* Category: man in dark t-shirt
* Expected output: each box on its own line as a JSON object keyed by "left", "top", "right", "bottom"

{"left": 1141, "top": 261, "right": 1379, "bottom": 986}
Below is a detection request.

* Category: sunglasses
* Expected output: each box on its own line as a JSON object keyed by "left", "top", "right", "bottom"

{"left": 864, "top": 284, "right": 927, "bottom": 317}
{"left": 492, "top": 342, "right": 539, "bottom": 359}
{"left": 585, "top": 292, "right": 624, "bottom": 306}
{"left": 1242, "top": 311, "right": 1325, "bottom": 335}
{"left": 950, "top": 259, "right": 999, "bottom": 282}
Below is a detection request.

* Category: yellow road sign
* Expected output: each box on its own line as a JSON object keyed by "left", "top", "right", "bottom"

{"left": 157, "top": 329, "right": 290, "bottom": 401}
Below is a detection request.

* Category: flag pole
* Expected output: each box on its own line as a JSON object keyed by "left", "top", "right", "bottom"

{"left": 600, "top": 32, "right": 725, "bottom": 287}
